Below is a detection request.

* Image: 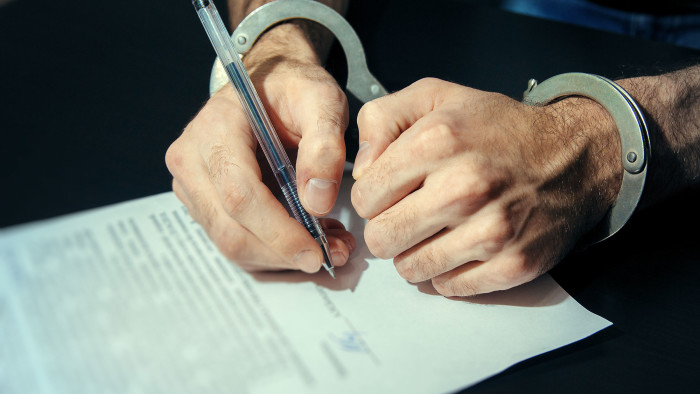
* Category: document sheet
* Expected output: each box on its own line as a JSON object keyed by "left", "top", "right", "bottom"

{"left": 0, "top": 175, "right": 610, "bottom": 394}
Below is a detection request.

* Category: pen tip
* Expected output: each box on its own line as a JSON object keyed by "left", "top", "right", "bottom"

{"left": 315, "top": 235, "right": 335, "bottom": 279}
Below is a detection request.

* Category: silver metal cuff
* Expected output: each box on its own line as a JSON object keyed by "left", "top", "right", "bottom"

{"left": 208, "top": 0, "right": 387, "bottom": 104}
{"left": 523, "top": 72, "right": 650, "bottom": 244}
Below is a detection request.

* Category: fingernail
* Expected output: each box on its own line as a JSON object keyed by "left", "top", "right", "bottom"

{"left": 331, "top": 250, "right": 347, "bottom": 266}
{"left": 342, "top": 237, "right": 356, "bottom": 254}
{"left": 304, "top": 178, "right": 337, "bottom": 214}
{"left": 352, "top": 141, "right": 371, "bottom": 178}
{"left": 294, "top": 250, "right": 320, "bottom": 273}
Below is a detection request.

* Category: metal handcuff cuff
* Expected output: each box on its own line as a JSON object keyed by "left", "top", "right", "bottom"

{"left": 208, "top": 0, "right": 387, "bottom": 102}
{"left": 523, "top": 73, "right": 650, "bottom": 244}
{"left": 209, "top": 0, "right": 650, "bottom": 245}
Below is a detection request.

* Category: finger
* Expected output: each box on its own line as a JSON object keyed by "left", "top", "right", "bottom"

{"left": 167, "top": 136, "right": 222, "bottom": 232}
{"left": 292, "top": 84, "right": 349, "bottom": 216}
{"left": 175, "top": 178, "right": 271, "bottom": 271}
{"left": 200, "top": 143, "right": 328, "bottom": 273}
{"left": 430, "top": 250, "right": 537, "bottom": 297}
{"left": 353, "top": 78, "right": 459, "bottom": 178}
{"left": 318, "top": 217, "right": 349, "bottom": 231}
{"left": 167, "top": 89, "right": 325, "bottom": 272}
{"left": 319, "top": 218, "right": 356, "bottom": 267}
{"left": 173, "top": 178, "right": 210, "bottom": 229}
{"left": 324, "top": 228, "right": 356, "bottom": 267}
{"left": 178, "top": 168, "right": 309, "bottom": 271}
{"left": 352, "top": 108, "right": 456, "bottom": 219}
{"left": 172, "top": 178, "right": 190, "bottom": 209}
{"left": 193, "top": 101, "right": 329, "bottom": 269}
{"left": 173, "top": 112, "right": 327, "bottom": 274}
{"left": 362, "top": 167, "right": 494, "bottom": 259}
{"left": 393, "top": 202, "right": 516, "bottom": 283}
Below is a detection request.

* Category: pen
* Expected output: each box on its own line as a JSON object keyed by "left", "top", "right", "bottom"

{"left": 191, "top": 0, "right": 336, "bottom": 278}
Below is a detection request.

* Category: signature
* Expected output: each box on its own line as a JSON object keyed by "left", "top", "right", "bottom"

{"left": 331, "top": 331, "right": 368, "bottom": 353}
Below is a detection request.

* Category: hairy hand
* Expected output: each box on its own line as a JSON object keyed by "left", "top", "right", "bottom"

{"left": 166, "top": 24, "right": 354, "bottom": 273}
{"left": 351, "top": 78, "right": 621, "bottom": 296}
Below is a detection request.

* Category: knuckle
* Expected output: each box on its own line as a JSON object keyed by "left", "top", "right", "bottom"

{"left": 213, "top": 225, "right": 247, "bottom": 262}
{"left": 394, "top": 259, "right": 415, "bottom": 281}
{"left": 409, "top": 131, "right": 432, "bottom": 159}
{"left": 221, "top": 182, "right": 253, "bottom": 216}
{"left": 172, "top": 180, "right": 188, "bottom": 206}
{"left": 207, "top": 144, "right": 235, "bottom": 183}
{"left": 397, "top": 247, "right": 449, "bottom": 282}
{"left": 373, "top": 208, "right": 416, "bottom": 252}
{"left": 412, "top": 124, "right": 442, "bottom": 158}
{"left": 364, "top": 221, "right": 390, "bottom": 259}
{"left": 357, "top": 100, "right": 385, "bottom": 127}
{"left": 415, "top": 77, "right": 440, "bottom": 88}
{"left": 441, "top": 182, "right": 480, "bottom": 216}
{"left": 165, "top": 140, "right": 185, "bottom": 175}
{"left": 316, "top": 93, "right": 349, "bottom": 134}
{"left": 419, "top": 247, "right": 449, "bottom": 277}
{"left": 302, "top": 134, "right": 345, "bottom": 159}
{"left": 316, "top": 82, "right": 347, "bottom": 106}
{"left": 429, "top": 121, "right": 458, "bottom": 142}
{"left": 410, "top": 120, "right": 462, "bottom": 162}
{"left": 260, "top": 220, "right": 300, "bottom": 259}
{"left": 367, "top": 157, "right": 400, "bottom": 196}
{"left": 442, "top": 176, "right": 491, "bottom": 216}
{"left": 432, "top": 276, "right": 480, "bottom": 297}
{"left": 350, "top": 184, "right": 370, "bottom": 218}
{"left": 490, "top": 253, "right": 531, "bottom": 289}
{"left": 468, "top": 174, "right": 498, "bottom": 201}
{"left": 189, "top": 190, "right": 216, "bottom": 230}
{"left": 352, "top": 168, "right": 400, "bottom": 218}
{"left": 481, "top": 209, "right": 515, "bottom": 254}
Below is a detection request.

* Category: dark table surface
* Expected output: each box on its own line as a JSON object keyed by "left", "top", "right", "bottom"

{"left": 2, "top": 0, "right": 699, "bottom": 392}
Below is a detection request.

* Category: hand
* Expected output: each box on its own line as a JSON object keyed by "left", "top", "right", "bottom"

{"left": 166, "top": 24, "right": 355, "bottom": 273}
{"left": 351, "top": 78, "right": 621, "bottom": 295}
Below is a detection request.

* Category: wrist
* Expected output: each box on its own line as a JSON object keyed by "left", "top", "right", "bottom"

{"left": 534, "top": 96, "right": 622, "bottom": 230}
{"left": 616, "top": 74, "right": 686, "bottom": 207}
{"left": 230, "top": 0, "right": 346, "bottom": 62}
{"left": 242, "top": 22, "right": 321, "bottom": 72}
{"left": 207, "top": 21, "right": 321, "bottom": 97}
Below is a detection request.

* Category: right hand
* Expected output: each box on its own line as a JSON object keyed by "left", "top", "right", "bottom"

{"left": 165, "top": 23, "right": 355, "bottom": 273}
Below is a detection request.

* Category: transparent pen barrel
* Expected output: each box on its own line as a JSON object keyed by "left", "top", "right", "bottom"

{"left": 195, "top": 1, "right": 290, "bottom": 171}
{"left": 278, "top": 166, "right": 323, "bottom": 238}
{"left": 194, "top": 0, "right": 330, "bottom": 271}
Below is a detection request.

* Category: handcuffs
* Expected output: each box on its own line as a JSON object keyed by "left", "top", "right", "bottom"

{"left": 523, "top": 74, "right": 650, "bottom": 244}
{"left": 208, "top": 0, "right": 387, "bottom": 101}
{"left": 209, "top": 0, "right": 650, "bottom": 245}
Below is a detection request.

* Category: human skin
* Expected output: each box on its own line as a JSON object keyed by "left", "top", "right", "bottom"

{"left": 351, "top": 67, "right": 700, "bottom": 296}
{"left": 166, "top": 0, "right": 353, "bottom": 273}
{"left": 167, "top": 1, "right": 700, "bottom": 294}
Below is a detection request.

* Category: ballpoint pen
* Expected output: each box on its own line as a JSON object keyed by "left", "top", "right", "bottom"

{"left": 191, "top": 0, "right": 336, "bottom": 278}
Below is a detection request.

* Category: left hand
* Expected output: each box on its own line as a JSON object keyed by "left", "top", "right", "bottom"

{"left": 351, "top": 78, "right": 622, "bottom": 296}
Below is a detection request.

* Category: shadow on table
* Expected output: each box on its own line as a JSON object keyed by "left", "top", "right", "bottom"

{"left": 413, "top": 274, "right": 570, "bottom": 307}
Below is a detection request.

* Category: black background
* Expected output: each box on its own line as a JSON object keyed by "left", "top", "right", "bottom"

{"left": 1, "top": 0, "right": 699, "bottom": 392}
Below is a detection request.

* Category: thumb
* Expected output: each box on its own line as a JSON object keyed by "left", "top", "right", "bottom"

{"left": 295, "top": 85, "right": 350, "bottom": 216}
{"left": 352, "top": 78, "right": 454, "bottom": 179}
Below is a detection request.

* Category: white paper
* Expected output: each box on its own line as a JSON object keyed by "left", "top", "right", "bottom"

{"left": 0, "top": 173, "right": 610, "bottom": 394}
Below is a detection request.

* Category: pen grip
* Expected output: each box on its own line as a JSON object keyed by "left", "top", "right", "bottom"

{"left": 193, "top": 0, "right": 326, "bottom": 244}
{"left": 277, "top": 165, "right": 323, "bottom": 239}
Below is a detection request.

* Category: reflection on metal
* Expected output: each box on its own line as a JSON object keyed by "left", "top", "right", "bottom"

{"left": 209, "top": 0, "right": 387, "bottom": 103}
{"left": 523, "top": 72, "right": 650, "bottom": 244}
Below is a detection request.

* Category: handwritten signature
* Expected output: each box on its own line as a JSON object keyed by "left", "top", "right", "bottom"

{"left": 331, "top": 331, "right": 367, "bottom": 353}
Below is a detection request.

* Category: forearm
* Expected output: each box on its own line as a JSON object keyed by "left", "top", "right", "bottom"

{"left": 227, "top": 0, "right": 349, "bottom": 62}
{"left": 616, "top": 65, "right": 700, "bottom": 206}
